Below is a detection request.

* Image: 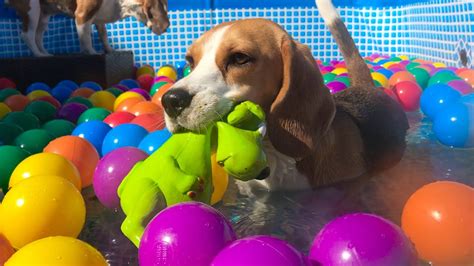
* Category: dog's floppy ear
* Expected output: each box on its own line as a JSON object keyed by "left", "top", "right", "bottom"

{"left": 267, "top": 35, "right": 336, "bottom": 159}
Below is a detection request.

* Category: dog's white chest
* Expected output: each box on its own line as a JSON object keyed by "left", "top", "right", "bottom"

{"left": 235, "top": 139, "right": 311, "bottom": 197}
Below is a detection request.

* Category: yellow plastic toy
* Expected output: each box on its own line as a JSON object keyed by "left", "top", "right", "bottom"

{"left": 0, "top": 103, "right": 11, "bottom": 119}
{"left": 9, "top": 152, "right": 82, "bottom": 190}
{"left": 89, "top": 91, "right": 116, "bottom": 111}
{"left": 1, "top": 175, "right": 85, "bottom": 249}
{"left": 26, "top": 90, "right": 51, "bottom": 101}
{"left": 5, "top": 236, "right": 107, "bottom": 266}
{"left": 371, "top": 72, "right": 389, "bottom": 88}
{"left": 157, "top": 65, "right": 178, "bottom": 81}
{"left": 113, "top": 91, "right": 145, "bottom": 111}
{"left": 331, "top": 68, "right": 348, "bottom": 75}
{"left": 210, "top": 152, "right": 229, "bottom": 205}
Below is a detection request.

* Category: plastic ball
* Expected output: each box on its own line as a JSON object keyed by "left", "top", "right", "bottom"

{"left": 154, "top": 76, "right": 175, "bottom": 84}
{"left": 131, "top": 112, "right": 166, "bottom": 132}
{"left": 0, "top": 122, "right": 24, "bottom": 145}
{"left": 326, "top": 81, "right": 347, "bottom": 94}
{"left": 150, "top": 82, "right": 173, "bottom": 97}
{"left": 0, "top": 88, "right": 20, "bottom": 101}
{"left": 4, "top": 236, "right": 107, "bottom": 266}
{"left": 88, "top": 91, "right": 116, "bottom": 111}
{"left": 433, "top": 101, "right": 474, "bottom": 148}
{"left": 57, "top": 103, "right": 88, "bottom": 123}
{"left": 113, "top": 84, "right": 129, "bottom": 91}
{"left": 408, "top": 67, "right": 430, "bottom": 89}
{"left": 80, "top": 81, "right": 102, "bottom": 91}
{"left": 44, "top": 136, "right": 99, "bottom": 188}
{"left": 65, "top": 96, "right": 93, "bottom": 108}
{"left": 448, "top": 80, "right": 473, "bottom": 95}
{"left": 25, "top": 82, "right": 50, "bottom": 94}
{"left": 51, "top": 86, "right": 73, "bottom": 103}
{"left": 380, "top": 87, "right": 398, "bottom": 102}
{"left": 210, "top": 153, "right": 229, "bottom": 205}
{"left": 420, "top": 84, "right": 462, "bottom": 120}
{"left": 157, "top": 65, "right": 178, "bottom": 81}
{"left": 106, "top": 87, "right": 123, "bottom": 97}
{"left": 0, "top": 77, "right": 16, "bottom": 89}
{"left": 1, "top": 175, "right": 85, "bottom": 249}
{"left": 0, "top": 234, "right": 14, "bottom": 265}
{"left": 211, "top": 235, "right": 308, "bottom": 266}
{"left": 42, "top": 119, "right": 75, "bottom": 138}
{"left": 151, "top": 85, "right": 173, "bottom": 108}
{"left": 119, "top": 79, "right": 140, "bottom": 89}
{"left": 393, "top": 81, "right": 422, "bottom": 111}
{"left": 129, "top": 88, "right": 151, "bottom": 100}
{"left": 103, "top": 111, "right": 136, "bottom": 127}
{"left": 71, "top": 88, "right": 95, "bottom": 98}
{"left": 101, "top": 123, "right": 148, "bottom": 155}
{"left": 376, "top": 68, "right": 393, "bottom": 79}
{"left": 0, "top": 146, "right": 29, "bottom": 193}
{"left": 9, "top": 152, "right": 81, "bottom": 189}
{"left": 459, "top": 69, "right": 474, "bottom": 88}
{"left": 24, "top": 101, "right": 57, "bottom": 124}
{"left": 137, "top": 74, "right": 154, "bottom": 92}
{"left": 175, "top": 61, "right": 187, "bottom": 78}
{"left": 4, "top": 94, "right": 30, "bottom": 111}
{"left": 77, "top": 107, "right": 111, "bottom": 124}
{"left": 139, "top": 202, "right": 236, "bottom": 266}
{"left": 56, "top": 80, "right": 79, "bottom": 90}
{"left": 323, "top": 73, "right": 337, "bottom": 84}
{"left": 433, "top": 62, "right": 447, "bottom": 68}
{"left": 402, "top": 181, "right": 474, "bottom": 265}
{"left": 93, "top": 147, "right": 148, "bottom": 209}
{"left": 371, "top": 72, "right": 389, "bottom": 88}
{"left": 427, "top": 72, "right": 461, "bottom": 87}
{"left": 138, "top": 129, "right": 172, "bottom": 154}
{"left": 0, "top": 102, "right": 11, "bottom": 119}
{"left": 32, "top": 96, "right": 61, "bottom": 109}
{"left": 115, "top": 97, "right": 144, "bottom": 113}
{"left": 388, "top": 71, "right": 416, "bottom": 87}
{"left": 2, "top": 111, "right": 40, "bottom": 131}
{"left": 309, "top": 213, "right": 417, "bottom": 266}
{"left": 128, "top": 101, "right": 161, "bottom": 116}
{"left": 14, "top": 128, "right": 53, "bottom": 154}
{"left": 72, "top": 120, "right": 112, "bottom": 156}
{"left": 114, "top": 91, "right": 146, "bottom": 111}
{"left": 136, "top": 65, "right": 155, "bottom": 78}
{"left": 183, "top": 65, "right": 192, "bottom": 77}
{"left": 331, "top": 68, "right": 348, "bottom": 75}
{"left": 334, "top": 76, "right": 350, "bottom": 87}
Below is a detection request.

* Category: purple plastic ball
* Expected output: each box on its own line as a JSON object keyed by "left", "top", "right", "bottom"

{"left": 139, "top": 202, "right": 236, "bottom": 266}
{"left": 211, "top": 235, "right": 311, "bottom": 266}
{"left": 93, "top": 147, "right": 148, "bottom": 209}
{"left": 372, "top": 65, "right": 383, "bottom": 71}
{"left": 129, "top": 88, "right": 151, "bottom": 100}
{"left": 113, "top": 84, "right": 129, "bottom": 91}
{"left": 326, "top": 81, "right": 347, "bottom": 94}
{"left": 448, "top": 80, "right": 473, "bottom": 95}
{"left": 320, "top": 66, "right": 335, "bottom": 72}
{"left": 309, "top": 213, "right": 418, "bottom": 266}
{"left": 56, "top": 102, "right": 88, "bottom": 123}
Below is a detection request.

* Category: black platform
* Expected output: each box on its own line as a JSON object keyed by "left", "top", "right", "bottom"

{"left": 0, "top": 51, "right": 135, "bottom": 91}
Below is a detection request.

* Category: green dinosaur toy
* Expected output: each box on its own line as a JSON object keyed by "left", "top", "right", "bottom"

{"left": 117, "top": 101, "right": 268, "bottom": 247}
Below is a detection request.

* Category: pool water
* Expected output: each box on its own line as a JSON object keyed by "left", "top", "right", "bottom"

{"left": 80, "top": 112, "right": 473, "bottom": 265}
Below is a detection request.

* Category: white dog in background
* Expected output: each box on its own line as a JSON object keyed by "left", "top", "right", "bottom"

{"left": 6, "top": 0, "right": 169, "bottom": 56}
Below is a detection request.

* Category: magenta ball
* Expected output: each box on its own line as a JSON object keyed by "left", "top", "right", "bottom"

{"left": 56, "top": 102, "right": 88, "bottom": 123}
{"left": 320, "top": 66, "right": 335, "bottom": 72}
{"left": 93, "top": 147, "right": 148, "bottom": 209}
{"left": 211, "top": 235, "right": 310, "bottom": 266}
{"left": 326, "top": 81, "right": 347, "bottom": 94}
{"left": 309, "top": 213, "right": 417, "bottom": 266}
{"left": 139, "top": 202, "right": 236, "bottom": 266}
{"left": 129, "top": 88, "right": 151, "bottom": 100}
{"left": 448, "top": 80, "right": 473, "bottom": 95}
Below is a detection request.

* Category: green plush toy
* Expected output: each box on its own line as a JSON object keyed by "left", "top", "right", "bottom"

{"left": 117, "top": 101, "right": 268, "bottom": 247}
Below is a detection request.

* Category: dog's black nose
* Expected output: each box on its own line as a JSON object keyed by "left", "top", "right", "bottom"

{"left": 161, "top": 89, "right": 193, "bottom": 118}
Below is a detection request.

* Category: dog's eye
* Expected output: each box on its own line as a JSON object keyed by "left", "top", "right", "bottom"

{"left": 186, "top": 56, "right": 195, "bottom": 69}
{"left": 229, "top": 52, "right": 252, "bottom": 66}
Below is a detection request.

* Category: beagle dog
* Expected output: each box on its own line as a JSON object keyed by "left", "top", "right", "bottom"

{"left": 161, "top": 0, "right": 409, "bottom": 195}
{"left": 6, "top": 0, "right": 169, "bottom": 56}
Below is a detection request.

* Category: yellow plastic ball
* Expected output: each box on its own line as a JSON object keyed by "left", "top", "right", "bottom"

{"left": 137, "top": 65, "right": 155, "bottom": 78}
{"left": 210, "top": 152, "right": 229, "bottom": 205}
{"left": 373, "top": 57, "right": 384, "bottom": 63}
{"left": 89, "top": 91, "right": 116, "bottom": 111}
{"left": 398, "top": 55, "right": 409, "bottom": 61}
{"left": 433, "top": 62, "right": 447, "bottom": 68}
{"left": 113, "top": 91, "right": 145, "bottom": 111}
{"left": 5, "top": 236, "right": 107, "bottom": 266}
{"left": 382, "top": 61, "right": 397, "bottom": 69}
{"left": 157, "top": 65, "right": 178, "bottom": 81}
{"left": 1, "top": 175, "right": 85, "bottom": 249}
{"left": 0, "top": 102, "right": 12, "bottom": 119}
{"left": 26, "top": 90, "right": 51, "bottom": 101}
{"left": 331, "top": 68, "right": 348, "bottom": 75}
{"left": 9, "top": 152, "right": 82, "bottom": 190}
{"left": 371, "top": 72, "right": 389, "bottom": 88}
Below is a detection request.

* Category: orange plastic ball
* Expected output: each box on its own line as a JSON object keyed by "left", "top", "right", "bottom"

{"left": 389, "top": 71, "right": 416, "bottom": 87}
{"left": 401, "top": 181, "right": 474, "bottom": 265}
{"left": 43, "top": 136, "right": 99, "bottom": 188}
{"left": 115, "top": 97, "right": 145, "bottom": 113}
{"left": 71, "top": 88, "right": 95, "bottom": 98}
{"left": 151, "top": 84, "right": 173, "bottom": 108}
{"left": 128, "top": 101, "right": 162, "bottom": 116}
{"left": 131, "top": 112, "right": 165, "bottom": 132}
{"left": 113, "top": 91, "right": 146, "bottom": 111}
{"left": 459, "top": 69, "right": 474, "bottom": 88}
{"left": 4, "top": 95, "right": 30, "bottom": 111}
{"left": 0, "top": 234, "right": 15, "bottom": 264}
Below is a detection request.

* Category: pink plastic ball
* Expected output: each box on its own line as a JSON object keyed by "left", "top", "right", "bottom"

{"left": 447, "top": 80, "right": 473, "bottom": 95}
{"left": 137, "top": 74, "right": 154, "bottom": 92}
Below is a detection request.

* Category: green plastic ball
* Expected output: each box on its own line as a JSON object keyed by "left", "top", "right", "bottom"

{"left": 0, "top": 88, "right": 20, "bottom": 102}
{"left": 183, "top": 65, "right": 192, "bottom": 77}
{"left": 335, "top": 76, "right": 351, "bottom": 87}
{"left": 24, "top": 101, "right": 57, "bottom": 124}
{"left": 150, "top": 81, "right": 169, "bottom": 96}
{"left": 323, "top": 73, "right": 337, "bottom": 84}
{"left": 2, "top": 111, "right": 40, "bottom": 131}
{"left": 0, "top": 145, "right": 30, "bottom": 193}
{"left": 106, "top": 87, "right": 123, "bottom": 97}
{"left": 427, "top": 72, "right": 461, "bottom": 87}
{"left": 14, "top": 129, "right": 54, "bottom": 154}
{"left": 65, "top": 96, "right": 93, "bottom": 108}
{"left": 42, "top": 119, "right": 76, "bottom": 138}
{"left": 409, "top": 68, "right": 431, "bottom": 89}
{"left": 374, "top": 80, "right": 383, "bottom": 88}
{"left": 406, "top": 62, "right": 421, "bottom": 70}
{"left": 0, "top": 122, "right": 24, "bottom": 145}
{"left": 77, "top": 107, "right": 111, "bottom": 124}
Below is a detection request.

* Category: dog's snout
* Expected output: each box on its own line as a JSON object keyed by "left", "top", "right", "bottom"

{"left": 162, "top": 89, "right": 194, "bottom": 118}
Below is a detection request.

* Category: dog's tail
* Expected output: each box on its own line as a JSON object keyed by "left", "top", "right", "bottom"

{"left": 315, "top": 0, "right": 374, "bottom": 88}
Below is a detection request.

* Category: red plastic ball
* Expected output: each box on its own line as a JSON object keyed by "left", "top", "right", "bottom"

{"left": 33, "top": 96, "right": 62, "bottom": 109}
{"left": 137, "top": 74, "right": 154, "bottom": 92}
{"left": 4, "top": 95, "right": 30, "bottom": 111}
{"left": 131, "top": 112, "right": 166, "bottom": 132}
{"left": 103, "top": 112, "right": 136, "bottom": 127}
{"left": 393, "top": 81, "right": 422, "bottom": 111}
{"left": 0, "top": 78, "right": 16, "bottom": 89}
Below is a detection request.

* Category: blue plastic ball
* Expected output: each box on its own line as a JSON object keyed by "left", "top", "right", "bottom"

{"left": 56, "top": 80, "right": 79, "bottom": 90}
{"left": 51, "top": 86, "right": 74, "bottom": 103}
{"left": 376, "top": 68, "right": 394, "bottom": 79}
{"left": 119, "top": 79, "right": 140, "bottom": 89}
{"left": 175, "top": 61, "right": 187, "bottom": 78}
{"left": 433, "top": 101, "right": 474, "bottom": 148}
{"left": 26, "top": 82, "right": 50, "bottom": 93}
{"left": 101, "top": 123, "right": 148, "bottom": 156}
{"left": 420, "top": 84, "right": 462, "bottom": 120}
{"left": 72, "top": 121, "right": 112, "bottom": 156}
{"left": 80, "top": 81, "right": 102, "bottom": 91}
{"left": 460, "top": 93, "right": 474, "bottom": 105}
{"left": 138, "top": 129, "right": 172, "bottom": 155}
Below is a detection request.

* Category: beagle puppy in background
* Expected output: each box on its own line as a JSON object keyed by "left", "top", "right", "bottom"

{"left": 161, "top": 0, "right": 409, "bottom": 196}
{"left": 6, "top": 0, "right": 169, "bottom": 56}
